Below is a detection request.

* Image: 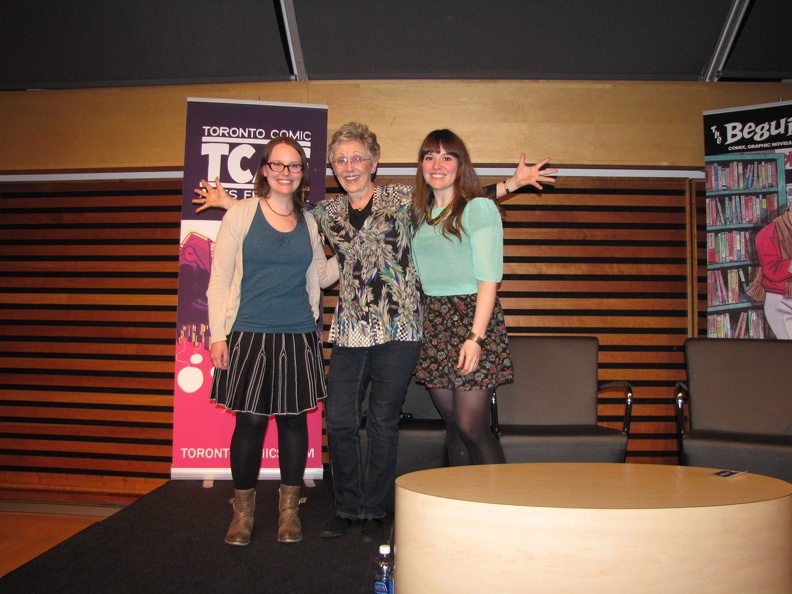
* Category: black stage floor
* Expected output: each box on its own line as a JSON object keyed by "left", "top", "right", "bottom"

{"left": 0, "top": 479, "right": 390, "bottom": 594}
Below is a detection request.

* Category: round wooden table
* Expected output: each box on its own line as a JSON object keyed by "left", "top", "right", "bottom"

{"left": 394, "top": 463, "right": 792, "bottom": 593}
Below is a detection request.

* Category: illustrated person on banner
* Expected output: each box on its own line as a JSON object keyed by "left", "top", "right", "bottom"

{"left": 195, "top": 122, "right": 556, "bottom": 544}
{"left": 750, "top": 205, "right": 792, "bottom": 339}
{"left": 202, "top": 137, "right": 338, "bottom": 546}
{"left": 178, "top": 232, "right": 212, "bottom": 348}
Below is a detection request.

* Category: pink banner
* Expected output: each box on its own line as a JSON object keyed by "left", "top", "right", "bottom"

{"left": 172, "top": 98, "right": 328, "bottom": 479}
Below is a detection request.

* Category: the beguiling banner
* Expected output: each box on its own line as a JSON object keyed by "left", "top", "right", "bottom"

{"left": 703, "top": 100, "right": 792, "bottom": 339}
{"left": 172, "top": 98, "right": 329, "bottom": 479}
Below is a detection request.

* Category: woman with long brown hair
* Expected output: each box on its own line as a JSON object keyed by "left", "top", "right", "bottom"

{"left": 410, "top": 129, "right": 512, "bottom": 466}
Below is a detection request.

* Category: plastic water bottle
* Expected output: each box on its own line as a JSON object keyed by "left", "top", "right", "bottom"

{"left": 373, "top": 544, "right": 394, "bottom": 594}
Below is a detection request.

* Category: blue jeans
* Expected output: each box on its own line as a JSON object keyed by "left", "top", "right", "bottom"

{"left": 325, "top": 340, "right": 422, "bottom": 519}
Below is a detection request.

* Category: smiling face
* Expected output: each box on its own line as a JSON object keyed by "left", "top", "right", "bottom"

{"left": 331, "top": 140, "right": 378, "bottom": 198}
{"left": 263, "top": 142, "right": 303, "bottom": 199}
{"left": 422, "top": 146, "right": 459, "bottom": 196}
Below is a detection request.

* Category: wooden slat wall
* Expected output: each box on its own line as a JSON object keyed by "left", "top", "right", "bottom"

{"left": 0, "top": 180, "right": 181, "bottom": 503}
{"left": 501, "top": 175, "right": 691, "bottom": 463}
{"left": 1, "top": 173, "right": 697, "bottom": 503}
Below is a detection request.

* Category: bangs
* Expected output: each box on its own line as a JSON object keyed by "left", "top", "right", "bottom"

{"left": 419, "top": 129, "right": 466, "bottom": 162}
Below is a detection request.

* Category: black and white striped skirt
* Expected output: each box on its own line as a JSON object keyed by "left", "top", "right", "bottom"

{"left": 210, "top": 331, "right": 327, "bottom": 416}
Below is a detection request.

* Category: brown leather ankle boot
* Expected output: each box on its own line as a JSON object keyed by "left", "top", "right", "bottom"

{"left": 277, "top": 484, "right": 302, "bottom": 543}
{"left": 225, "top": 488, "right": 256, "bottom": 546}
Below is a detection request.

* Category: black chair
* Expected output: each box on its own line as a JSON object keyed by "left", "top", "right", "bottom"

{"left": 676, "top": 337, "right": 792, "bottom": 483}
{"left": 493, "top": 335, "right": 633, "bottom": 463}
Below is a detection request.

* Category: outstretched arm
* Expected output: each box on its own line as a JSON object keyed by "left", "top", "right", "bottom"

{"left": 493, "top": 155, "right": 557, "bottom": 200}
{"left": 193, "top": 177, "right": 237, "bottom": 213}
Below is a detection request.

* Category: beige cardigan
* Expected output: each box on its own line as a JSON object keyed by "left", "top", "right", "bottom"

{"left": 206, "top": 197, "right": 339, "bottom": 343}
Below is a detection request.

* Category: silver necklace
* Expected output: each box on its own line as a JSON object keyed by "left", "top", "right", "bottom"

{"left": 263, "top": 197, "right": 294, "bottom": 217}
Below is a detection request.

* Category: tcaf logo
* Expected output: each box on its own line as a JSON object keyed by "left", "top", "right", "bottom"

{"left": 200, "top": 126, "right": 313, "bottom": 198}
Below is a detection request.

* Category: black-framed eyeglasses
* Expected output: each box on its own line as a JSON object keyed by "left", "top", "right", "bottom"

{"left": 332, "top": 156, "right": 372, "bottom": 168}
{"left": 266, "top": 161, "right": 304, "bottom": 173}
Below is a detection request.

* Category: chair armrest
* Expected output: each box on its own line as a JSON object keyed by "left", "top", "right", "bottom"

{"left": 490, "top": 390, "right": 500, "bottom": 437}
{"left": 598, "top": 380, "right": 633, "bottom": 435}
{"left": 675, "top": 382, "right": 688, "bottom": 465}
{"left": 675, "top": 382, "right": 688, "bottom": 435}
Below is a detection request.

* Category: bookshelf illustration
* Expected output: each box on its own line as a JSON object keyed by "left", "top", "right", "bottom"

{"left": 704, "top": 152, "right": 787, "bottom": 338}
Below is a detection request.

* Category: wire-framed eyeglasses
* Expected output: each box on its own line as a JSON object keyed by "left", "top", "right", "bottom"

{"left": 332, "top": 156, "right": 372, "bottom": 168}
{"left": 266, "top": 161, "right": 304, "bottom": 173}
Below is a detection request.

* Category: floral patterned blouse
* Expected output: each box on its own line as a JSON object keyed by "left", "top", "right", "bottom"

{"left": 309, "top": 184, "right": 423, "bottom": 347}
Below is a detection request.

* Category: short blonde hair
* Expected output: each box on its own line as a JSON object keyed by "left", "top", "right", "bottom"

{"left": 328, "top": 122, "right": 381, "bottom": 163}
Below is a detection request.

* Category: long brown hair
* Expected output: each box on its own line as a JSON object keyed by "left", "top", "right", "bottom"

{"left": 411, "top": 129, "right": 495, "bottom": 240}
{"left": 252, "top": 137, "right": 310, "bottom": 216}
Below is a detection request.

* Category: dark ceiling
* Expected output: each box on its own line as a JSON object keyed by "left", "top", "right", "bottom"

{"left": 2, "top": 0, "right": 790, "bottom": 91}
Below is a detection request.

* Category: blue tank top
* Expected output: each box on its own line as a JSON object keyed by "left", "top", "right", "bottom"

{"left": 232, "top": 209, "right": 316, "bottom": 334}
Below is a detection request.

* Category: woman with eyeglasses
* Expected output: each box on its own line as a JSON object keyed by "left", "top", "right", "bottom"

{"left": 196, "top": 122, "right": 556, "bottom": 544}
{"left": 202, "top": 136, "right": 338, "bottom": 547}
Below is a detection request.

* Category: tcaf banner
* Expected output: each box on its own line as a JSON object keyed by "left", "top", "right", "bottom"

{"left": 172, "top": 98, "right": 328, "bottom": 479}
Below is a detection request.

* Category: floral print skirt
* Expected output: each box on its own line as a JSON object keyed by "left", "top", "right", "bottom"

{"left": 415, "top": 293, "right": 513, "bottom": 390}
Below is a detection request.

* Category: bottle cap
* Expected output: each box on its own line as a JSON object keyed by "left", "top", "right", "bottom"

{"left": 379, "top": 544, "right": 391, "bottom": 555}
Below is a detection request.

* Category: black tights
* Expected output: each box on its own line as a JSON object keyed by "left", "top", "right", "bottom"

{"left": 230, "top": 412, "right": 308, "bottom": 490}
{"left": 429, "top": 388, "right": 505, "bottom": 466}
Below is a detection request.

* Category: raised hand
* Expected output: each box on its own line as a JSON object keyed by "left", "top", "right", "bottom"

{"left": 512, "top": 154, "right": 557, "bottom": 191}
{"left": 192, "top": 177, "right": 236, "bottom": 213}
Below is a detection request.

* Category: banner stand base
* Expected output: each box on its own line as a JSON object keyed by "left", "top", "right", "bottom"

{"left": 170, "top": 468, "right": 324, "bottom": 481}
